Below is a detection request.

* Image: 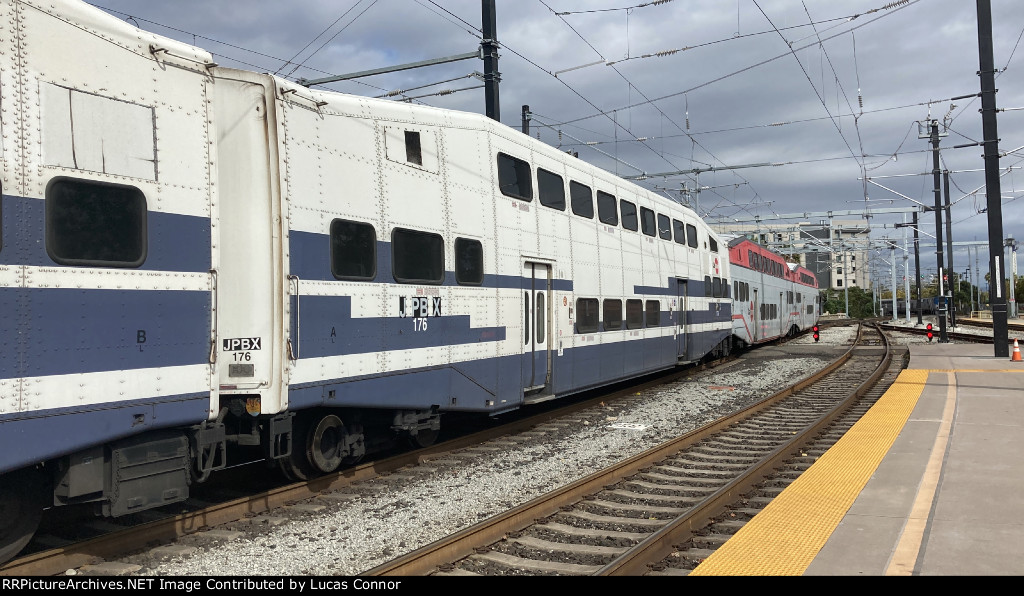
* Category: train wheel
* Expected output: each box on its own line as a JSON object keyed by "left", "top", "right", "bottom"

{"left": 407, "top": 427, "right": 439, "bottom": 449}
{"left": 308, "top": 414, "right": 347, "bottom": 474}
{"left": 0, "top": 471, "right": 45, "bottom": 564}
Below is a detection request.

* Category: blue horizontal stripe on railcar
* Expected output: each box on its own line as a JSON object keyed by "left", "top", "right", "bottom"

{"left": 0, "top": 193, "right": 210, "bottom": 272}
{"left": 0, "top": 287, "right": 211, "bottom": 378}
{"left": 289, "top": 230, "right": 573, "bottom": 291}
{"left": 288, "top": 327, "right": 730, "bottom": 413}
{"left": 292, "top": 294, "right": 507, "bottom": 358}
{"left": 0, "top": 391, "right": 209, "bottom": 475}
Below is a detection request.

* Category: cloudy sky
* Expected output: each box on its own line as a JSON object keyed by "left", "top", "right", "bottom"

{"left": 86, "top": 0, "right": 1024, "bottom": 283}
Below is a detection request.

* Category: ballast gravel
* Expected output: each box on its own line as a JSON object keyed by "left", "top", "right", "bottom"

{"left": 118, "top": 330, "right": 856, "bottom": 576}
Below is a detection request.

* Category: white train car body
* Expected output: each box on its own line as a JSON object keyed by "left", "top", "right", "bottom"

{"left": 0, "top": 0, "right": 734, "bottom": 560}
{"left": 728, "top": 237, "right": 820, "bottom": 345}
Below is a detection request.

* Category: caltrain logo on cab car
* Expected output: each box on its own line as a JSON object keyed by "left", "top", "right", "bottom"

{"left": 713, "top": 257, "right": 720, "bottom": 275}
{"left": 223, "top": 338, "right": 262, "bottom": 351}
{"left": 398, "top": 296, "right": 443, "bottom": 318}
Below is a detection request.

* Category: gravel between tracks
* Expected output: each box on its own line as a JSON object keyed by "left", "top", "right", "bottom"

{"left": 116, "top": 328, "right": 856, "bottom": 576}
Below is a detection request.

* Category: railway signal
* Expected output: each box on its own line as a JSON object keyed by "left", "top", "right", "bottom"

{"left": 813, "top": 325, "right": 820, "bottom": 342}
{"left": 926, "top": 323, "right": 934, "bottom": 342}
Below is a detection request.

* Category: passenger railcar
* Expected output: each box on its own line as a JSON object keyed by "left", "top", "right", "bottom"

{"left": 727, "top": 237, "right": 820, "bottom": 346}
{"left": 0, "top": 0, "right": 735, "bottom": 561}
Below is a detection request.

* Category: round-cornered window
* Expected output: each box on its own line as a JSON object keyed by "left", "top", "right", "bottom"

{"left": 45, "top": 177, "right": 147, "bottom": 268}
{"left": 392, "top": 227, "right": 444, "bottom": 284}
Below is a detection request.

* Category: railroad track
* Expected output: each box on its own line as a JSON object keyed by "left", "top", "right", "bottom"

{"left": 2, "top": 338, "right": 767, "bottom": 577}
{"left": 362, "top": 324, "right": 897, "bottom": 576}
{"left": 880, "top": 322, "right": 1016, "bottom": 344}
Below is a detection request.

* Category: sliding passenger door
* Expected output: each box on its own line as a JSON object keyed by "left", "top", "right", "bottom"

{"left": 522, "top": 261, "right": 551, "bottom": 393}
{"left": 753, "top": 288, "right": 760, "bottom": 341}
{"left": 676, "top": 278, "right": 688, "bottom": 359}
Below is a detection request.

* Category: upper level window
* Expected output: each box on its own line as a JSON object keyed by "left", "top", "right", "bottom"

{"left": 393, "top": 228, "right": 444, "bottom": 284}
{"left": 537, "top": 168, "right": 566, "bottom": 211}
{"left": 657, "top": 214, "right": 671, "bottom": 240}
{"left": 709, "top": 237, "right": 718, "bottom": 252}
{"left": 620, "top": 200, "right": 638, "bottom": 231}
{"left": 330, "top": 219, "right": 376, "bottom": 280}
{"left": 497, "top": 153, "right": 532, "bottom": 201}
{"left": 455, "top": 238, "right": 483, "bottom": 285}
{"left": 45, "top": 177, "right": 147, "bottom": 268}
{"left": 640, "top": 207, "right": 656, "bottom": 237}
{"left": 570, "top": 181, "right": 594, "bottom": 218}
{"left": 686, "top": 224, "right": 698, "bottom": 248}
{"left": 597, "top": 191, "right": 618, "bottom": 226}
{"left": 673, "top": 219, "right": 686, "bottom": 245}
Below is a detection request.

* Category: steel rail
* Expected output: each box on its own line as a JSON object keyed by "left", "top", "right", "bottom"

{"left": 364, "top": 325, "right": 868, "bottom": 576}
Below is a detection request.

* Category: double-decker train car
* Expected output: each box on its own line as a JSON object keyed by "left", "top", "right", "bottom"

{"left": 0, "top": 0, "right": 735, "bottom": 561}
{"left": 727, "top": 237, "right": 820, "bottom": 346}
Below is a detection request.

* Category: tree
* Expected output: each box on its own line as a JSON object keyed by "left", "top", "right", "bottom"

{"left": 820, "top": 287, "right": 875, "bottom": 319}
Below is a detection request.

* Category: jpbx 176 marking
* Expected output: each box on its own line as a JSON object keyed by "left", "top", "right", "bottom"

{"left": 223, "top": 338, "right": 262, "bottom": 351}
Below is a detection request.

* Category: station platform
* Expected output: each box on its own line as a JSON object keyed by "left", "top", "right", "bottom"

{"left": 690, "top": 341, "right": 1024, "bottom": 576}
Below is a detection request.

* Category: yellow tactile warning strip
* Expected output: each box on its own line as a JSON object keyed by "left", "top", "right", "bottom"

{"left": 885, "top": 372, "right": 957, "bottom": 575}
{"left": 689, "top": 369, "right": 930, "bottom": 575}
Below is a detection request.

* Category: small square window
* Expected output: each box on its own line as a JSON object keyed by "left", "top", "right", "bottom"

{"left": 330, "top": 219, "right": 376, "bottom": 280}
{"left": 405, "top": 131, "right": 422, "bottom": 165}
{"left": 455, "top": 238, "right": 483, "bottom": 285}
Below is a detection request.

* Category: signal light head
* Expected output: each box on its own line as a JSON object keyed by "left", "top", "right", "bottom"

{"left": 926, "top": 323, "right": 934, "bottom": 341}
{"left": 812, "top": 325, "right": 820, "bottom": 342}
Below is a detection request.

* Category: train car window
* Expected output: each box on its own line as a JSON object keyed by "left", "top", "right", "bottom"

{"left": 603, "top": 299, "right": 623, "bottom": 331}
{"left": 626, "top": 299, "right": 643, "bottom": 329}
{"left": 645, "top": 300, "right": 660, "bottom": 327}
{"left": 537, "top": 168, "right": 566, "bottom": 211}
{"left": 455, "top": 238, "right": 483, "bottom": 285}
{"left": 330, "top": 219, "right": 376, "bottom": 280}
{"left": 404, "top": 131, "right": 422, "bottom": 166}
{"left": 497, "top": 152, "right": 533, "bottom": 201}
{"left": 640, "top": 207, "right": 656, "bottom": 237}
{"left": 576, "top": 298, "right": 599, "bottom": 333}
{"left": 686, "top": 224, "right": 698, "bottom": 248}
{"left": 620, "top": 200, "right": 638, "bottom": 231}
{"left": 712, "top": 277, "right": 722, "bottom": 298}
{"left": 45, "top": 177, "right": 147, "bottom": 267}
{"left": 657, "top": 214, "right": 671, "bottom": 240}
{"left": 797, "top": 293, "right": 802, "bottom": 303}
{"left": 570, "top": 181, "right": 594, "bottom": 218}
{"left": 704, "top": 275, "right": 712, "bottom": 297}
{"left": 673, "top": 219, "right": 686, "bottom": 245}
{"left": 597, "top": 191, "right": 618, "bottom": 226}
{"left": 392, "top": 228, "right": 444, "bottom": 284}
{"left": 709, "top": 237, "right": 718, "bottom": 252}
{"left": 536, "top": 293, "right": 545, "bottom": 343}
